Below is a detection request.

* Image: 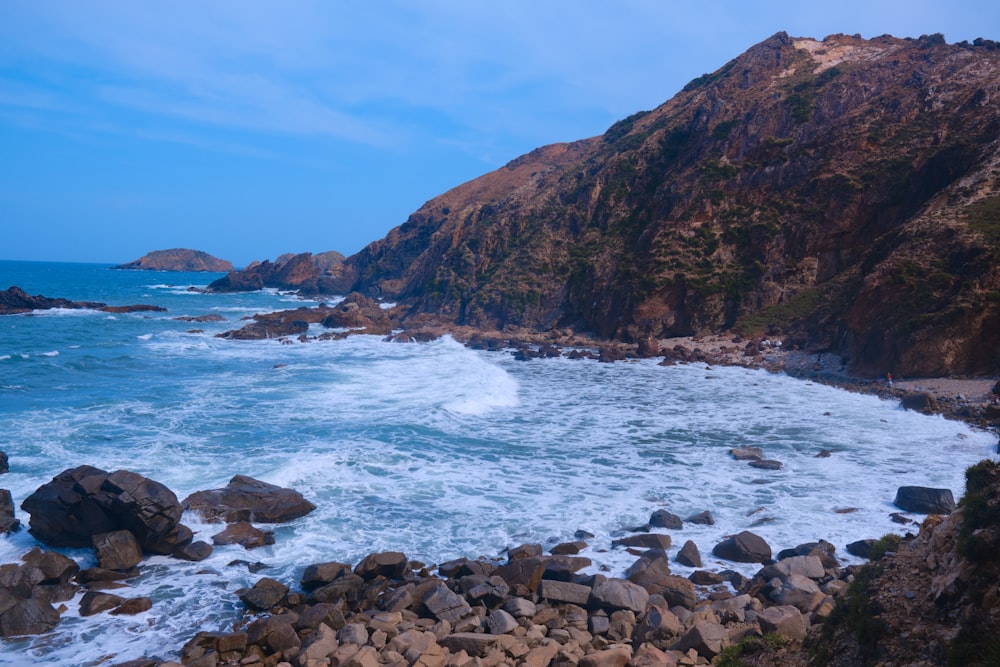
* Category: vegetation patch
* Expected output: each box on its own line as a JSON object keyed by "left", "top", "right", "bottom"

{"left": 812, "top": 564, "right": 886, "bottom": 666}
{"left": 716, "top": 633, "right": 790, "bottom": 667}
{"left": 965, "top": 196, "right": 1000, "bottom": 245}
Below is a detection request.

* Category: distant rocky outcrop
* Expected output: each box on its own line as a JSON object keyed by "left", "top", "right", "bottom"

{"left": 0, "top": 286, "right": 166, "bottom": 315}
{"left": 112, "top": 249, "right": 234, "bottom": 272}
{"left": 325, "top": 32, "right": 1000, "bottom": 378}
{"left": 207, "top": 251, "right": 345, "bottom": 295}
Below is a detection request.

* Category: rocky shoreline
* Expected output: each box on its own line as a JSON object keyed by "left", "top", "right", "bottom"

{"left": 3, "top": 460, "right": 961, "bottom": 667}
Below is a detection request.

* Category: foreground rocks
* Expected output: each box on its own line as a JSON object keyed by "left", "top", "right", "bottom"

{"left": 100, "top": 524, "right": 865, "bottom": 667}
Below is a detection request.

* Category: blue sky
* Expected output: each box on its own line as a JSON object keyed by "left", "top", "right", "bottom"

{"left": 1, "top": 1, "right": 996, "bottom": 266}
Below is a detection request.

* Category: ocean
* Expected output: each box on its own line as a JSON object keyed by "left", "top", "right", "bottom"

{"left": 0, "top": 260, "right": 995, "bottom": 665}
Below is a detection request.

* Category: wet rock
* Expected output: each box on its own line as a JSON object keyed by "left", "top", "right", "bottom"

{"left": 0, "top": 598, "right": 60, "bottom": 637}
{"left": 636, "top": 336, "right": 660, "bottom": 358}
{"left": 211, "top": 521, "right": 275, "bottom": 549}
{"left": 649, "top": 509, "right": 683, "bottom": 529}
{"left": 894, "top": 486, "right": 956, "bottom": 514}
{"left": 676, "top": 540, "right": 702, "bottom": 568}
{"left": 685, "top": 511, "right": 715, "bottom": 525}
{"left": 20, "top": 549, "right": 79, "bottom": 585}
{"left": 301, "top": 561, "right": 352, "bottom": 590}
{"left": 712, "top": 531, "right": 772, "bottom": 563}
{"left": 0, "top": 452, "right": 7, "bottom": 474}
{"left": 238, "top": 577, "right": 288, "bottom": 611}
{"left": 730, "top": 447, "right": 764, "bottom": 461}
{"left": 900, "top": 392, "right": 939, "bottom": 414}
{"left": 182, "top": 475, "right": 316, "bottom": 523}
{"left": 550, "top": 540, "right": 588, "bottom": 555}
{"left": 613, "top": 533, "right": 672, "bottom": 550}
{"left": 598, "top": 347, "right": 626, "bottom": 363}
{"left": 172, "top": 540, "right": 213, "bottom": 562}
{"left": 0, "top": 490, "right": 16, "bottom": 534}
{"left": 847, "top": 539, "right": 875, "bottom": 559}
{"left": 354, "top": 551, "right": 410, "bottom": 580}
{"left": 79, "top": 591, "right": 125, "bottom": 616}
{"left": 93, "top": 530, "right": 143, "bottom": 571}
{"left": 20, "top": 466, "right": 189, "bottom": 555}
{"left": 110, "top": 597, "right": 152, "bottom": 615}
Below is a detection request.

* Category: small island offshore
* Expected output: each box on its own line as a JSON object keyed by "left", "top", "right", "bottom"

{"left": 112, "top": 249, "right": 234, "bottom": 273}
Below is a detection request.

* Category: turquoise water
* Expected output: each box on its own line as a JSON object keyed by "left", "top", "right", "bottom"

{"left": 0, "top": 260, "right": 996, "bottom": 665}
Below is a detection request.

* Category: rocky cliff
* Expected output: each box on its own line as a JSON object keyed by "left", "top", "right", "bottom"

{"left": 331, "top": 32, "right": 1000, "bottom": 378}
{"left": 207, "top": 251, "right": 345, "bottom": 295}
{"left": 112, "top": 249, "right": 234, "bottom": 272}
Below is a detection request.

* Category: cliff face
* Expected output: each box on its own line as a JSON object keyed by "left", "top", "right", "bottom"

{"left": 112, "top": 249, "right": 234, "bottom": 272}
{"left": 332, "top": 32, "right": 1000, "bottom": 378}
{"left": 207, "top": 251, "right": 345, "bottom": 295}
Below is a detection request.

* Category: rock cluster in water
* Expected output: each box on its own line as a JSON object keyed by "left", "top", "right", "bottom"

{"left": 0, "top": 286, "right": 167, "bottom": 316}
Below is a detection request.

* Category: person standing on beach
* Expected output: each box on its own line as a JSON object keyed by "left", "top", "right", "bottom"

{"left": 887, "top": 372, "right": 893, "bottom": 388}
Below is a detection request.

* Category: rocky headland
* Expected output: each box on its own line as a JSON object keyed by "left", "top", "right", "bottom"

{"left": 207, "top": 252, "right": 346, "bottom": 295}
{"left": 112, "top": 249, "right": 234, "bottom": 273}
{"left": 0, "top": 285, "right": 167, "bottom": 316}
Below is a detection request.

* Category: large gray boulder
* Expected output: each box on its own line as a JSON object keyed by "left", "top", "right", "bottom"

{"left": 711, "top": 531, "right": 772, "bottom": 563}
{"left": 20, "top": 466, "right": 190, "bottom": 555}
{"left": 893, "top": 486, "right": 956, "bottom": 514}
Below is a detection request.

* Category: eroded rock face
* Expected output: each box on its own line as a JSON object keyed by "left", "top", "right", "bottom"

{"left": 329, "top": 33, "right": 1000, "bottom": 378}
{"left": 20, "top": 466, "right": 190, "bottom": 555}
{"left": 207, "top": 252, "right": 344, "bottom": 295}
{"left": 182, "top": 475, "right": 316, "bottom": 524}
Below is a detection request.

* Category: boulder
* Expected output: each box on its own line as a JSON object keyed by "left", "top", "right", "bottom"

{"left": 894, "top": 486, "right": 956, "bottom": 514}
{"left": 580, "top": 646, "right": 632, "bottom": 667}
{"left": 93, "top": 530, "right": 143, "bottom": 570}
{"left": 20, "top": 549, "right": 79, "bottom": 585}
{"left": 301, "top": 561, "right": 352, "bottom": 590}
{"left": 0, "top": 452, "right": 8, "bottom": 473}
{"left": 79, "top": 591, "right": 125, "bottom": 616}
{"left": 486, "top": 608, "right": 519, "bottom": 635}
{"left": 110, "top": 597, "right": 152, "bottom": 615}
{"left": 685, "top": 510, "right": 715, "bottom": 525}
{"left": 749, "top": 459, "right": 783, "bottom": 470}
{"left": 758, "top": 605, "right": 808, "bottom": 641}
{"left": 673, "top": 619, "right": 728, "bottom": 659}
{"left": 238, "top": 577, "right": 288, "bottom": 611}
{"left": 0, "top": 598, "right": 60, "bottom": 637}
{"left": 493, "top": 557, "right": 546, "bottom": 596}
{"left": 900, "top": 392, "right": 939, "bottom": 414}
{"left": 354, "top": 551, "right": 410, "bottom": 580}
{"left": 211, "top": 521, "right": 275, "bottom": 549}
{"left": 20, "top": 466, "right": 190, "bottom": 555}
{"left": 591, "top": 578, "right": 650, "bottom": 614}
{"left": 538, "top": 579, "right": 592, "bottom": 606}
{"left": 625, "top": 549, "right": 672, "bottom": 592}
{"left": 676, "top": 540, "right": 702, "bottom": 568}
{"left": 649, "top": 509, "right": 682, "bottom": 529}
{"left": 847, "top": 539, "right": 875, "bottom": 559}
{"left": 613, "top": 533, "right": 672, "bottom": 550}
{"left": 422, "top": 582, "right": 472, "bottom": 624}
{"left": 730, "top": 447, "right": 763, "bottom": 461}
{"left": 182, "top": 475, "right": 316, "bottom": 523}
{"left": 0, "top": 490, "right": 20, "bottom": 534}
{"left": 711, "top": 531, "right": 772, "bottom": 563}
{"left": 172, "top": 540, "right": 213, "bottom": 562}
{"left": 636, "top": 336, "right": 660, "bottom": 358}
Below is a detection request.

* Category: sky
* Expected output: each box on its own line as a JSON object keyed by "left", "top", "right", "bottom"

{"left": 1, "top": 1, "right": 997, "bottom": 266}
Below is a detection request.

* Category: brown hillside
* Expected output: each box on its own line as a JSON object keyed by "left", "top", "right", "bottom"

{"left": 332, "top": 32, "right": 1000, "bottom": 378}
